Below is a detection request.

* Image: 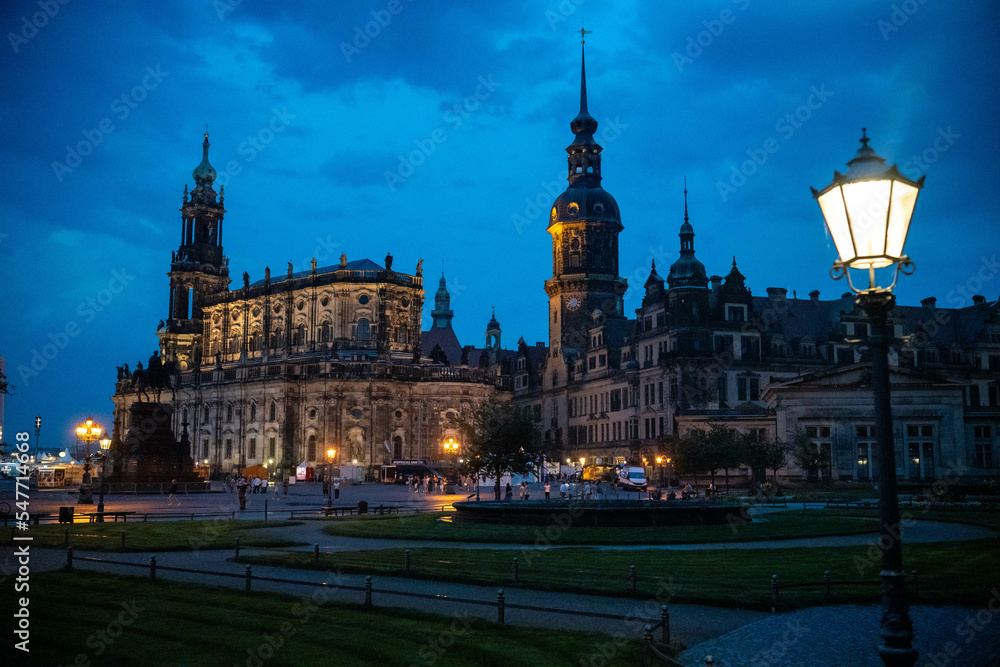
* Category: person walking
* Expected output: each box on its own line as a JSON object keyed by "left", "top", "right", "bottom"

{"left": 167, "top": 479, "right": 179, "bottom": 506}
{"left": 322, "top": 475, "right": 331, "bottom": 503}
{"left": 261, "top": 478, "right": 269, "bottom": 496}
{"left": 544, "top": 481, "right": 551, "bottom": 500}
{"left": 252, "top": 476, "right": 261, "bottom": 495}
{"left": 273, "top": 479, "right": 281, "bottom": 500}
{"left": 504, "top": 481, "right": 513, "bottom": 500}
{"left": 236, "top": 476, "right": 248, "bottom": 510}
{"left": 518, "top": 481, "right": 525, "bottom": 500}
{"left": 559, "top": 481, "right": 568, "bottom": 499}
{"left": 333, "top": 479, "right": 341, "bottom": 500}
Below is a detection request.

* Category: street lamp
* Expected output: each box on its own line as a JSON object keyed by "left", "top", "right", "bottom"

{"left": 442, "top": 438, "right": 459, "bottom": 484}
{"left": 812, "top": 128, "right": 923, "bottom": 667}
{"left": 96, "top": 431, "right": 111, "bottom": 520}
{"left": 75, "top": 417, "right": 103, "bottom": 501}
{"left": 326, "top": 447, "right": 336, "bottom": 485}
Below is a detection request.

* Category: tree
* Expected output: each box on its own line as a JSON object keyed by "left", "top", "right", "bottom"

{"left": 460, "top": 397, "right": 545, "bottom": 500}
{"left": 740, "top": 431, "right": 787, "bottom": 489}
{"left": 704, "top": 424, "right": 741, "bottom": 492}
{"left": 791, "top": 429, "right": 830, "bottom": 482}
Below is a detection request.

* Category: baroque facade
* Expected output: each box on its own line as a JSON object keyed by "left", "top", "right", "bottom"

{"left": 111, "top": 134, "right": 508, "bottom": 478}
{"left": 512, "top": 44, "right": 1000, "bottom": 485}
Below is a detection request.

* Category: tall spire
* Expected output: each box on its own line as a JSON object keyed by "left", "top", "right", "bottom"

{"left": 431, "top": 274, "right": 454, "bottom": 329}
{"left": 683, "top": 177, "right": 689, "bottom": 225}
{"left": 192, "top": 132, "right": 217, "bottom": 187}
{"left": 567, "top": 29, "right": 602, "bottom": 188}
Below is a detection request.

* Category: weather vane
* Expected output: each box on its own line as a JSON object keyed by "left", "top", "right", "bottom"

{"left": 580, "top": 26, "right": 592, "bottom": 44}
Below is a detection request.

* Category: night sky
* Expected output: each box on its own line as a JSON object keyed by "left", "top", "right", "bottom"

{"left": 2, "top": 1, "right": 998, "bottom": 449}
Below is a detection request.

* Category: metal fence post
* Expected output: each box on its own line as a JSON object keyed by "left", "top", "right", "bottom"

{"left": 314, "top": 544, "right": 320, "bottom": 563}
{"left": 497, "top": 589, "right": 505, "bottom": 625}
{"left": 150, "top": 556, "right": 156, "bottom": 579}
{"left": 264, "top": 499, "right": 268, "bottom": 521}
{"left": 771, "top": 574, "right": 779, "bottom": 611}
{"left": 235, "top": 537, "right": 240, "bottom": 560}
{"left": 64, "top": 527, "right": 69, "bottom": 547}
{"left": 912, "top": 569, "right": 919, "bottom": 601}
{"left": 365, "top": 576, "right": 373, "bottom": 606}
{"left": 661, "top": 604, "right": 670, "bottom": 645}
{"left": 245, "top": 566, "right": 252, "bottom": 592}
{"left": 120, "top": 529, "right": 126, "bottom": 552}
{"left": 823, "top": 570, "right": 831, "bottom": 600}
{"left": 512, "top": 557, "right": 519, "bottom": 584}
{"left": 66, "top": 546, "right": 73, "bottom": 570}
{"left": 643, "top": 625, "right": 653, "bottom": 666}
{"left": 630, "top": 564, "right": 637, "bottom": 592}
{"left": 405, "top": 549, "right": 411, "bottom": 572}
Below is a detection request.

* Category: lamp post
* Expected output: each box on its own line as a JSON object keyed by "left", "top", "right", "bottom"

{"left": 326, "top": 448, "right": 336, "bottom": 486}
{"left": 442, "top": 438, "right": 459, "bottom": 485}
{"left": 75, "top": 417, "right": 103, "bottom": 503}
{"left": 34, "top": 415, "right": 41, "bottom": 459}
{"left": 96, "top": 431, "right": 111, "bottom": 521}
{"left": 812, "top": 128, "right": 923, "bottom": 667}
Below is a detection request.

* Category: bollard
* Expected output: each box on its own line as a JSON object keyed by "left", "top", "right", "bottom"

{"left": 643, "top": 625, "right": 654, "bottom": 664}
{"left": 67, "top": 546, "right": 73, "bottom": 570}
{"left": 64, "top": 527, "right": 70, "bottom": 547}
{"left": 314, "top": 544, "right": 320, "bottom": 563}
{"left": 912, "top": 569, "right": 919, "bottom": 601}
{"left": 245, "top": 566, "right": 252, "bottom": 592}
{"left": 823, "top": 570, "right": 831, "bottom": 599}
{"left": 629, "top": 564, "right": 637, "bottom": 592}
{"left": 150, "top": 556, "right": 157, "bottom": 579}
{"left": 264, "top": 499, "right": 268, "bottom": 521}
{"left": 121, "top": 529, "right": 126, "bottom": 552}
{"left": 497, "top": 589, "right": 505, "bottom": 625}
{"left": 705, "top": 657, "right": 715, "bottom": 666}
{"left": 771, "top": 574, "right": 779, "bottom": 611}
{"left": 235, "top": 537, "right": 240, "bottom": 560}
{"left": 512, "top": 557, "right": 519, "bottom": 584}
{"left": 405, "top": 549, "right": 411, "bottom": 572}
{"left": 364, "top": 576, "right": 373, "bottom": 606}
{"left": 661, "top": 604, "right": 670, "bottom": 645}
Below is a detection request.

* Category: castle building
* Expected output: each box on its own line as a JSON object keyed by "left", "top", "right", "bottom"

{"left": 112, "top": 135, "right": 509, "bottom": 479}
{"left": 512, "top": 44, "right": 1000, "bottom": 485}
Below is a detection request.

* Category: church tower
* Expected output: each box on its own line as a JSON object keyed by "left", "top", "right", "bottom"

{"left": 430, "top": 273, "right": 454, "bottom": 329}
{"left": 544, "top": 37, "right": 627, "bottom": 363}
{"left": 159, "top": 132, "right": 230, "bottom": 370}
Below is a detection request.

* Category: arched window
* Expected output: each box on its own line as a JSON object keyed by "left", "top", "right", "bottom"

{"left": 307, "top": 434, "right": 317, "bottom": 461}
{"left": 356, "top": 318, "right": 371, "bottom": 341}
{"left": 393, "top": 436, "right": 403, "bottom": 460}
{"left": 397, "top": 326, "right": 408, "bottom": 344}
{"left": 226, "top": 404, "right": 234, "bottom": 422}
{"left": 320, "top": 321, "right": 331, "bottom": 343}
{"left": 250, "top": 403, "right": 257, "bottom": 422}
{"left": 269, "top": 401, "right": 276, "bottom": 422}
{"left": 203, "top": 406, "right": 210, "bottom": 422}
{"left": 293, "top": 324, "right": 305, "bottom": 346}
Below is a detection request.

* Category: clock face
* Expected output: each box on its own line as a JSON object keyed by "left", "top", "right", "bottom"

{"left": 567, "top": 296, "right": 580, "bottom": 311}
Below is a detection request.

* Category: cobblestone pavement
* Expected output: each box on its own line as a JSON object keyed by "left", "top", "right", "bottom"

{"left": 678, "top": 602, "right": 1000, "bottom": 667}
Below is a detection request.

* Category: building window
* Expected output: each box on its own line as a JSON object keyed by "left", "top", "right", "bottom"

{"left": 203, "top": 406, "right": 210, "bottom": 422}
{"left": 356, "top": 318, "right": 371, "bottom": 341}
{"left": 726, "top": 305, "right": 745, "bottom": 322}
{"left": 270, "top": 401, "right": 276, "bottom": 421}
{"left": 226, "top": 404, "right": 234, "bottom": 422}
{"left": 250, "top": 403, "right": 257, "bottom": 422}
{"left": 717, "top": 375, "right": 727, "bottom": 405}
{"left": 307, "top": 434, "right": 317, "bottom": 461}
{"left": 713, "top": 335, "right": 733, "bottom": 355}
{"left": 737, "top": 377, "right": 747, "bottom": 402}
{"left": 268, "top": 437, "right": 276, "bottom": 459}
{"left": 856, "top": 425, "right": 877, "bottom": 480}
{"left": 742, "top": 337, "right": 761, "bottom": 360}
{"left": 906, "top": 424, "right": 935, "bottom": 481}
{"left": 321, "top": 321, "right": 331, "bottom": 342}
{"left": 202, "top": 439, "right": 209, "bottom": 460}
{"left": 224, "top": 438, "right": 232, "bottom": 459}
{"left": 804, "top": 426, "right": 832, "bottom": 481}
{"left": 974, "top": 426, "right": 994, "bottom": 468}
{"left": 249, "top": 437, "right": 256, "bottom": 459}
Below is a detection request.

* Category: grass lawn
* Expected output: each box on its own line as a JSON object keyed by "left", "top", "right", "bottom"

{"left": 28, "top": 570, "right": 645, "bottom": 666}
{"left": 239, "top": 538, "right": 1000, "bottom": 611}
{"left": 5, "top": 520, "right": 306, "bottom": 552}
{"left": 320, "top": 509, "right": 881, "bottom": 544}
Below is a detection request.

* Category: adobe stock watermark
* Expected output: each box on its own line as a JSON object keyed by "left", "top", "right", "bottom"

{"left": 672, "top": 0, "right": 751, "bottom": 72}
{"left": 877, "top": 0, "right": 930, "bottom": 41}
{"left": 544, "top": 0, "right": 586, "bottom": 31}
{"left": 340, "top": 0, "right": 407, "bottom": 63}
{"left": 16, "top": 267, "right": 135, "bottom": 387}
{"left": 7, "top": 0, "right": 70, "bottom": 54}
{"left": 51, "top": 65, "right": 169, "bottom": 182}
{"left": 384, "top": 75, "right": 501, "bottom": 191}
{"left": 716, "top": 84, "right": 833, "bottom": 202}
{"left": 213, "top": 107, "right": 297, "bottom": 188}
{"left": 213, "top": 0, "right": 243, "bottom": 20}
{"left": 900, "top": 126, "right": 959, "bottom": 180}
{"left": 945, "top": 254, "right": 999, "bottom": 308}
{"left": 510, "top": 116, "right": 628, "bottom": 234}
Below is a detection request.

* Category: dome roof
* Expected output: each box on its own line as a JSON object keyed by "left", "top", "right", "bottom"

{"left": 192, "top": 133, "right": 216, "bottom": 185}
{"left": 667, "top": 254, "right": 708, "bottom": 289}
{"left": 548, "top": 187, "right": 621, "bottom": 229}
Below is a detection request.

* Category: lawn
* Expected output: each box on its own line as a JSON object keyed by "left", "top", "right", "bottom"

{"left": 27, "top": 570, "right": 645, "bottom": 666}
{"left": 239, "top": 538, "right": 1000, "bottom": 611}
{"left": 321, "top": 509, "right": 881, "bottom": 544}
{"left": 5, "top": 519, "right": 306, "bottom": 552}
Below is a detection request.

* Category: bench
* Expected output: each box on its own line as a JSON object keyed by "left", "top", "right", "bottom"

{"left": 84, "top": 511, "right": 136, "bottom": 523}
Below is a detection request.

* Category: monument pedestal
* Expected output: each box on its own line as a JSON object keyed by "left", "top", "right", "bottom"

{"left": 111, "top": 402, "right": 198, "bottom": 484}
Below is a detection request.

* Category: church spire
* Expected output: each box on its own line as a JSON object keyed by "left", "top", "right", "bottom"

{"left": 431, "top": 274, "right": 454, "bottom": 329}
{"left": 567, "top": 29, "right": 601, "bottom": 187}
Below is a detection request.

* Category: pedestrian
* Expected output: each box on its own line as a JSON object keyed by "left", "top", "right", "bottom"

{"left": 504, "top": 481, "right": 513, "bottom": 500}
{"left": 273, "top": 479, "right": 281, "bottom": 500}
{"left": 559, "top": 481, "right": 568, "bottom": 499}
{"left": 524, "top": 483, "right": 530, "bottom": 500}
{"left": 252, "top": 476, "right": 261, "bottom": 495}
{"left": 167, "top": 479, "right": 179, "bottom": 506}
{"left": 412, "top": 475, "right": 419, "bottom": 494}
{"left": 584, "top": 482, "right": 592, "bottom": 501}
{"left": 596, "top": 480, "right": 603, "bottom": 497}
{"left": 261, "top": 478, "right": 269, "bottom": 495}
{"left": 282, "top": 478, "right": 289, "bottom": 495}
{"left": 518, "top": 481, "right": 525, "bottom": 500}
{"left": 236, "top": 476, "right": 248, "bottom": 510}
{"left": 322, "top": 476, "right": 331, "bottom": 503}
{"left": 544, "top": 481, "right": 551, "bottom": 500}
{"left": 333, "top": 479, "right": 341, "bottom": 500}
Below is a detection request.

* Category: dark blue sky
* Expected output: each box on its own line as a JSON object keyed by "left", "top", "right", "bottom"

{"left": 2, "top": 0, "right": 998, "bottom": 449}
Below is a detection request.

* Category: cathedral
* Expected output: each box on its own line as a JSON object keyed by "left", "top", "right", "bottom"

{"left": 111, "top": 134, "right": 510, "bottom": 480}
{"left": 111, "top": 43, "right": 999, "bottom": 486}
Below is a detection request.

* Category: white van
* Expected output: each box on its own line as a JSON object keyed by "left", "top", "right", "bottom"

{"left": 616, "top": 466, "right": 647, "bottom": 491}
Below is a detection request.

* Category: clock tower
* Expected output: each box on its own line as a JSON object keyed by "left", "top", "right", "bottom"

{"left": 544, "top": 39, "right": 627, "bottom": 366}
